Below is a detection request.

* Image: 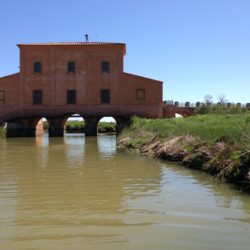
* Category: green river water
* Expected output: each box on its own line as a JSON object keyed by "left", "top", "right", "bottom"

{"left": 0, "top": 134, "right": 250, "bottom": 250}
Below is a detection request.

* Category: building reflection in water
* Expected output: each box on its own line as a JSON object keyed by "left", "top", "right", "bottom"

{"left": 14, "top": 135, "right": 162, "bottom": 217}
{"left": 64, "top": 134, "right": 85, "bottom": 168}
{"left": 97, "top": 134, "right": 117, "bottom": 159}
{"left": 35, "top": 133, "right": 49, "bottom": 169}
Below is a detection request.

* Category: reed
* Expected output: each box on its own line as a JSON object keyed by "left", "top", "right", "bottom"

{"left": 120, "top": 113, "right": 250, "bottom": 148}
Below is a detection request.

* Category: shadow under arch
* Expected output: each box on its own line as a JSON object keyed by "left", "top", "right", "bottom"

{"left": 82, "top": 116, "right": 131, "bottom": 136}
{"left": 6, "top": 117, "right": 41, "bottom": 137}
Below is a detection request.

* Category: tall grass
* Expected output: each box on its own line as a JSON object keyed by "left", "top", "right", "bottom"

{"left": 121, "top": 113, "right": 250, "bottom": 147}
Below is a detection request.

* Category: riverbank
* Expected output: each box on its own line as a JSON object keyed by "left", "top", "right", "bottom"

{"left": 118, "top": 114, "right": 250, "bottom": 192}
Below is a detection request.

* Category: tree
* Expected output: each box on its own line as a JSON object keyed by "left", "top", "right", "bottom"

{"left": 204, "top": 94, "right": 213, "bottom": 105}
{"left": 217, "top": 94, "right": 227, "bottom": 105}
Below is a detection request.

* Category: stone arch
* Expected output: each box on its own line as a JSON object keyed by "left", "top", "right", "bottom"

{"left": 2, "top": 114, "right": 131, "bottom": 137}
{"left": 35, "top": 117, "right": 50, "bottom": 136}
{"left": 97, "top": 116, "right": 116, "bottom": 134}
{"left": 97, "top": 116, "right": 131, "bottom": 135}
{"left": 64, "top": 114, "right": 84, "bottom": 134}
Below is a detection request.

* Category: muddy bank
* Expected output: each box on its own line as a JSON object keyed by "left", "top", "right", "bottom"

{"left": 118, "top": 135, "right": 250, "bottom": 192}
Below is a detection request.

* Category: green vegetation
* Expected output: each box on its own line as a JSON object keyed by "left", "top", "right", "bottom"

{"left": 98, "top": 122, "right": 116, "bottom": 133}
{"left": 118, "top": 114, "right": 250, "bottom": 191}
{"left": 42, "top": 120, "right": 116, "bottom": 133}
{"left": 65, "top": 121, "right": 84, "bottom": 133}
{"left": 43, "top": 120, "right": 49, "bottom": 130}
{"left": 120, "top": 113, "right": 250, "bottom": 146}
{"left": 0, "top": 127, "right": 6, "bottom": 138}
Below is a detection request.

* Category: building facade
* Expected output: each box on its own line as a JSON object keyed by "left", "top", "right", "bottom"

{"left": 0, "top": 42, "right": 163, "bottom": 136}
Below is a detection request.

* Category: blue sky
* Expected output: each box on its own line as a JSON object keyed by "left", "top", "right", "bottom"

{"left": 1, "top": 0, "right": 249, "bottom": 103}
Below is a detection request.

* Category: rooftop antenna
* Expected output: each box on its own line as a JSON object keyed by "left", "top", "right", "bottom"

{"left": 85, "top": 34, "right": 89, "bottom": 42}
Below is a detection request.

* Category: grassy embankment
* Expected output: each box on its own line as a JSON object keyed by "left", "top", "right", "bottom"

{"left": 118, "top": 110, "right": 250, "bottom": 191}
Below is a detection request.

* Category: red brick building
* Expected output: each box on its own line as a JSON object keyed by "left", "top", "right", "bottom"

{"left": 0, "top": 42, "right": 163, "bottom": 137}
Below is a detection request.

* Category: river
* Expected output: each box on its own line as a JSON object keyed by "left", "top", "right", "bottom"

{"left": 0, "top": 134, "right": 250, "bottom": 250}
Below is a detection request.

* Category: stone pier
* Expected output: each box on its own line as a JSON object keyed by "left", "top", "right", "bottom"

{"left": 48, "top": 118, "right": 65, "bottom": 137}
{"left": 84, "top": 117, "right": 99, "bottom": 136}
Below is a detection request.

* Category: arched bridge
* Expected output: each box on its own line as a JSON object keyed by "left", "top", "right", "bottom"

{"left": 0, "top": 109, "right": 131, "bottom": 137}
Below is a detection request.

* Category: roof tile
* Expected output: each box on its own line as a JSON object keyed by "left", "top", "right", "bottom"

{"left": 17, "top": 42, "right": 125, "bottom": 46}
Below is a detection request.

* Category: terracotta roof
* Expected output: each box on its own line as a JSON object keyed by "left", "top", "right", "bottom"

{"left": 17, "top": 42, "right": 125, "bottom": 46}
{"left": 17, "top": 42, "right": 126, "bottom": 54}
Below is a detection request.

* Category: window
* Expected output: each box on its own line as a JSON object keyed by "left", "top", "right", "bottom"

{"left": 0, "top": 91, "right": 5, "bottom": 104}
{"left": 67, "top": 90, "right": 76, "bottom": 104}
{"left": 33, "top": 90, "right": 43, "bottom": 105}
{"left": 68, "top": 62, "right": 76, "bottom": 73}
{"left": 136, "top": 89, "right": 145, "bottom": 100}
{"left": 101, "top": 61, "right": 109, "bottom": 73}
{"left": 34, "top": 62, "right": 42, "bottom": 73}
{"left": 100, "top": 89, "right": 110, "bottom": 104}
